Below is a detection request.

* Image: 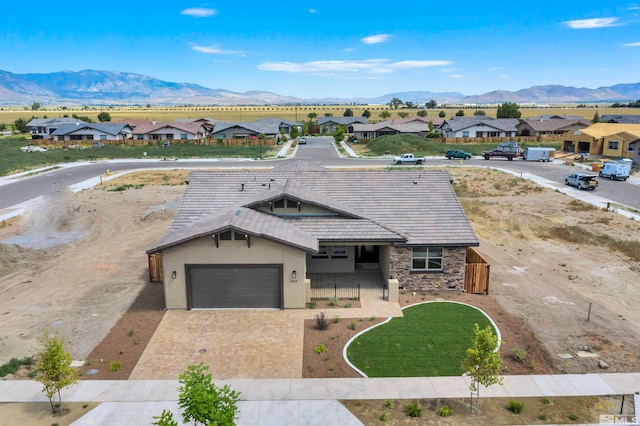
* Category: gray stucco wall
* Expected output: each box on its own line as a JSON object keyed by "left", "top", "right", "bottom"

{"left": 389, "top": 246, "right": 466, "bottom": 292}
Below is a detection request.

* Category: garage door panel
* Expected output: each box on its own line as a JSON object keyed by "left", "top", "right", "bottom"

{"left": 188, "top": 265, "right": 282, "bottom": 309}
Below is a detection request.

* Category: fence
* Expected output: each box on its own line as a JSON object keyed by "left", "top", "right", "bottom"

{"left": 464, "top": 248, "right": 490, "bottom": 294}
{"left": 148, "top": 253, "right": 163, "bottom": 282}
{"left": 310, "top": 282, "right": 361, "bottom": 300}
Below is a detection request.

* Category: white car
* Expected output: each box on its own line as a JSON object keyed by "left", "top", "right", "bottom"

{"left": 20, "top": 145, "right": 48, "bottom": 153}
{"left": 298, "top": 137, "right": 306, "bottom": 145}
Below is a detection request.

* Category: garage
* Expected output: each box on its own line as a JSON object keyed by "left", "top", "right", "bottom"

{"left": 186, "top": 264, "right": 283, "bottom": 309}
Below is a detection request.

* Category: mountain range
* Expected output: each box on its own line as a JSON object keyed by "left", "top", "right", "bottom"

{"left": 1, "top": 69, "right": 639, "bottom": 106}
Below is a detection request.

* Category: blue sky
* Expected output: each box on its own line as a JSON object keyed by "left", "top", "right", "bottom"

{"left": 1, "top": 1, "right": 639, "bottom": 98}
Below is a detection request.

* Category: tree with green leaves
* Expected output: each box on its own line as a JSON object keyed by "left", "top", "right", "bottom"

{"left": 361, "top": 109, "right": 371, "bottom": 118}
{"left": 474, "top": 110, "right": 486, "bottom": 116}
{"left": 405, "top": 101, "right": 416, "bottom": 109}
{"left": 343, "top": 108, "right": 354, "bottom": 117}
{"left": 379, "top": 110, "right": 391, "bottom": 120}
{"left": 290, "top": 125, "right": 300, "bottom": 138}
{"left": 438, "top": 110, "right": 446, "bottom": 118}
{"left": 333, "top": 125, "right": 346, "bottom": 143}
{"left": 398, "top": 111, "right": 410, "bottom": 119}
{"left": 0, "top": 123, "right": 6, "bottom": 131}
{"left": 324, "top": 112, "right": 333, "bottom": 117}
{"left": 153, "top": 363, "right": 240, "bottom": 426}
{"left": 97, "top": 112, "right": 112, "bottom": 122}
{"left": 307, "top": 112, "right": 317, "bottom": 120}
{"left": 496, "top": 102, "right": 521, "bottom": 119}
{"left": 416, "top": 110, "right": 427, "bottom": 117}
{"left": 389, "top": 97, "right": 403, "bottom": 109}
{"left": 425, "top": 99, "right": 438, "bottom": 109}
{"left": 461, "top": 324, "right": 503, "bottom": 414}
{"left": 31, "top": 102, "right": 41, "bottom": 111}
{"left": 13, "top": 117, "right": 30, "bottom": 133}
{"left": 592, "top": 110, "right": 600, "bottom": 123}
{"left": 35, "top": 331, "right": 78, "bottom": 413}
{"left": 455, "top": 110, "right": 465, "bottom": 117}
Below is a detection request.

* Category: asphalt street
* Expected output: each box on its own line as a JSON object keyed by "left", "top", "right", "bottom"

{"left": 0, "top": 136, "right": 639, "bottom": 211}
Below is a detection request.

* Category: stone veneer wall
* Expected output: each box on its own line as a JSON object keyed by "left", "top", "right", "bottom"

{"left": 389, "top": 246, "right": 466, "bottom": 292}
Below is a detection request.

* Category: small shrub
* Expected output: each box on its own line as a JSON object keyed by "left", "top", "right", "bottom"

{"left": 315, "top": 312, "right": 329, "bottom": 330}
{"left": 27, "top": 371, "right": 37, "bottom": 378}
{"left": 383, "top": 400, "right": 393, "bottom": 409}
{"left": 541, "top": 397, "right": 550, "bottom": 404}
{"left": 307, "top": 301, "right": 317, "bottom": 309}
{"left": 83, "top": 403, "right": 89, "bottom": 409}
{"left": 529, "top": 360, "right": 536, "bottom": 370}
{"left": 368, "top": 316, "right": 376, "bottom": 321}
{"left": 127, "top": 328, "right": 135, "bottom": 337}
{"left": 313, "top": 344, "right": 327, "bottom": 354}
{"left": 379, "top": 411, "right": 389, "bottom": 421}
{"left": 0, "top": 357, "right": 33, "bottom": 377}
{"left": 344, "top": 302, "right": 352, "bottom": 308}
{"left": 568, "top": 413, "right": 578, "bottom": 420}
{"left": 332, "top": 316, "right": 340, "bottom": 324}
{"left": 404, "top": 401, "right": 423, "bottom": 418}
{"left": 355, "top": 401, "right": 361, "bottom": 407}
{"left": 513, "top": 347, "right": 528, "bottom": 362}
{"left": 538, "top": 410, "right": 547, "bottom": 420}
{"left": 437, "top": 405, "right": 453, "bottom": 417}
{"left": 329, "top": 297, "right": 339, "bottom": 307}
{"left": 133, "top": 338, "right": 140, "bottom": 345}
{"left": 507, "top": 400, "right": 525, "bottom": 414}
{"left": 348, "top": 321, "right": 357, "bottom": 330}
{"left": 108, "top": 360, "right": 122, "bottom": 372}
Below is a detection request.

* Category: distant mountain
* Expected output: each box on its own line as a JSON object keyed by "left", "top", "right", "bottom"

{"left": 0, "top": 68, "right": 639, "bottom": 105}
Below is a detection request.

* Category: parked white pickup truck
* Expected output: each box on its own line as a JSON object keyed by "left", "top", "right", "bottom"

{"left": 393, "top": 153, "right": 425, "bottom": 165}
{"left": 565, "top": 173, "right": 598, "bottom": 190}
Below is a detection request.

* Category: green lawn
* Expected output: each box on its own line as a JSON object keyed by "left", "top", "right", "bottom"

{"left": 346, "top": 302, "right": 496, "bottom": 377}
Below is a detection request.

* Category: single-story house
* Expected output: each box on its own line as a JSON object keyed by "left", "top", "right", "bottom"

{"left": 147, "top": 160, "right": 479, "bottom": 310}
{"left": 527, "top": 114, "right": 584, "bottom": 121}
{"left": 394, "top": 116, "right": 445, "bottom": 127}
{"left": 27, "top": 118, "right": 87, "bottom": 139}
{"left": 318, "top": 117, "right": 367, "bottom": 134}
{"left": 440, "top": 117, "right": 519, "bottom": 138}
{"left": 351, "top": 121, "right": 431, "bottom": 139}
{"left": 561, "top": 123, "right": 640, "bottom": 156}
{"left": 132, "top": 122, "right": 208, "bottom": 142}
{"left": 600, "top": 115, "right": 640, "bottom": 124}
{"left": 516, "top": 118, "right": 591, "bottom": 137}
{"left": 209, "top": 118, "right": 300, "bottom": 139}
{"left": 602, "top": 131, "right": 640, "bottom": 158}
{"left": 52, "top": 123, "right": 133, "bottom": 142}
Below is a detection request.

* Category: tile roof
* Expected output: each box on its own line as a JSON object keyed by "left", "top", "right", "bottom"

{"left": 26, "top": 118, "right": 86, "bottom": 127}
{"left": 600, "top": 115, "right": 640, "bottom": 124}
{"left": 51, "top": 123, "right": 131, "bottom": 136}
{"left": 318, "top": 117, "right": 368, "bottom": 126}
{"left": 149, "top": 163, "right": 478, "bottom": 253}
{"left": 351, "top": 122, "right": 430, "bottom": 133}
{"left": 528, "top": 114, "right": 584, "bottom": 121}
{"left": 443, "top": 117, "right": 519, "bottom": 132}
{"left": 132, "top": 121, "right": 206, "bottom": 135}
{"left": 517, "top": 118, "right": 590, "bottom": 132}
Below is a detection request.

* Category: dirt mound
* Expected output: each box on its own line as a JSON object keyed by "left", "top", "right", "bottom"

{"left": 0, "top": 243, "right": 48, "bottom": 275}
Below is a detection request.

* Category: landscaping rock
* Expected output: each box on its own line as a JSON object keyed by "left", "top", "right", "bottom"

{"left": 598, "top": 360, "right": 609, "bottom": 369}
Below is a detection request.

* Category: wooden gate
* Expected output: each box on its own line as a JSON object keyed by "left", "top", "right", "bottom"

{"left": 464, "top": 248, "right": 490, "bottom": 294}
{"left": 148, "top": 253, "right": 163, "bottom": 282}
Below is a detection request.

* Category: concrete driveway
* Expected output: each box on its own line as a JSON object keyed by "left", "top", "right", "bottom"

{"left": 130, "top": 310, "right": 306, "bottom": 380}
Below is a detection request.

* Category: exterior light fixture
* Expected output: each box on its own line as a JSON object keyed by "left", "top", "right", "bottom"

{"left": 292, "top": 270, "right": 297, "bottom": 279}
{"left": 172, "top": 271, "right": 177, "bottom": 279}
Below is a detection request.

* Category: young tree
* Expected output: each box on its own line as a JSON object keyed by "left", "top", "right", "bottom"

{"left": 13, "top": 117, "right": 29, "bottom": 133}
{"left": 455, "top": 110, "right": 465, "bottom": 117}
{"left": 178, "top": 363, "right": 240, "bottom": 425}
{"left": 438, "top": 110, "right": 446, "bottom": 118}
{"left": 379, "top": 110, "right": 391, "bottom": 120}
{"left": 97, "top": 112, "right": 112, "bottom": 122}
{"left": 425, "top": 99, "right": 438, "bottom": 109}
{"left": 333, "top": 125, "right": 346, "bottom": 143}
{"left": 31, "top": 102, "right": 41, "bottom": 111}
{"left": 496, "top": 102, "right": 521, "bottom": 118}
{"left": 416, "top": 110, "right": 428, "bottom": 117}
{"left": 398, "top": 111, "right": 410, "bottom": 119}
{"left": 324, "top": 113, "right": 333, "bottom": 117}
{"left": 592, "top": 110, "right": 600, "bottom": 123}
{"left": 474, "top": 110, "right": 486, "bottom": 116}
{"left": 361, "top": 109, "right": 371, "bottom": 118}
{"left": 343, "top": 108, "right": 354, "bottom": 117}
{"left": 461, "top": 324, "right": 503, "bottom": 414}
{"left": 389, "top": 97, "right": 403, "bottom": 109}
{"left": 290, "top": 125, "right": 300, "bottom": 138}
{"left": 35, "top": 331, "right": 78, "bottom": 413}
{"left": 307, "top": 112, "right": 317, "bottom": 120}
{"left": 405, "top": 101, "right": 416, "bottom": 109}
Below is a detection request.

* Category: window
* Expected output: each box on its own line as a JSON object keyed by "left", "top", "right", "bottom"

{"left": 313, "top": 245, "right": 328, "bottom": 258}
{"left": 332, "top": 245, "right": 347, "bottom": 258}
{"left": 136, "top": 134, "right": 144, "bottom": 140}
{"left": 274, "top": 199, "right": 285, "bottom": 208}
{"left": 180, "top": 134, "right": 188, "bottom": 140}
{"left": 100, "top": 135, "right": 107, "bottom": 140}
{"left": 628, "top": 142, "right": 634, "bottom": 152}
{"left": 219, "top": 231, "right": 232, "bottom": 240}
{"left": 462, "top": 131, "right": 469, "bottom": 137}
{"left": 608, "top": 140, "right": 619, "bottom": 150}
{"left": 233, "top": 232, "right": 246, "bottom": 240}
{"left": 411, "top": 247, "right": 444, "bottom": 271}
{"left": 166, "top": 134, "right": 174, "bottom": 140}
{"left": 286, "top": 199, "right": 298, "bottom": 208}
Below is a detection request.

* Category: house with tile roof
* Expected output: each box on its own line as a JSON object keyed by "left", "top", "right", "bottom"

{"left": 132, "top": 121, "right": 208, "bottom": 142}
{"left": 561, "top": 123, "right": 640, "bottom": 158}
{"left": 600, "top": 115, "right": 640, "bottom": 124}
{"left": 516, "top": 118, "right": 591, "bottom": 137}
{"left": 318, "top": 116, "right": 368, "bottom": 134}
{"left": 147, "top": 160, "right": 480, "bottom": 310}
{"left": 51, "top": 123, "right": 133, "bottom": 142}
{"left": 26, "top": 117, "right": 88, "bottom": 139}
{"left": 209, "top": 118, "right": 300, "bottom": 140}
{"left": 351, "top": 121, "right": 431, "bottom": 139}
{"left": 440, "top": 117, "right": 519, "bottom": 138}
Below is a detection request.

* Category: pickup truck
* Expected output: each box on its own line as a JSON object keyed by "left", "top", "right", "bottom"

{"left": 565, "top": 173, "right": 598, "bottom": 190}
{"left": 482, "top": 141, "right": 521, "bottom": 161}
{"left": 393, "top": 153, "right": 425, "bottom": 165}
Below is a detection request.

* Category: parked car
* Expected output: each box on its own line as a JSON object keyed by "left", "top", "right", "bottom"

{"left": 298, "top": 137, "right": 306, "bottom": 144}
{"left": 445, "top": 149, "right": 471, "bottom": 160}
{"left": 20, "top": 145, "right": 47, "bottom": 153}
{"left": 161, "top": 141, "right": 171, "bottom": 148}
{"left": 565, "top": 173, "right": 598, "bottom": 190}
{"left": 93, "top": 142, "right": 105, "bottom": 148}
{"left": 393, "top": 153, "right": 425, "bottom": 165}
{"left": 599, "top": 159, "right": 631, "bottom": 181}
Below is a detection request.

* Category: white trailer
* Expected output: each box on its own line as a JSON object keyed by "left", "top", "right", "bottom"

{"left": 522, "top": 147, "right": 555, "bottom": 162}
{"left": 599, "top": 159, "right": 631, "bottom": 181}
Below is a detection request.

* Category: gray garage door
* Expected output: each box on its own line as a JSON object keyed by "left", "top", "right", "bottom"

{"left": 187, "top": 265, "right": 282, "bottom": 309}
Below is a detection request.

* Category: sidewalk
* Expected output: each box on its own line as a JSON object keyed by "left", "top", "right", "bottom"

{"left": 1, "top": 374, "right": 638, "bottom": 425}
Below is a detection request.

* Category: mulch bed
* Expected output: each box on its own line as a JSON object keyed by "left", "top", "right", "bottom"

{"left": 77, "top": 282, "right": 165, "bottom": 380}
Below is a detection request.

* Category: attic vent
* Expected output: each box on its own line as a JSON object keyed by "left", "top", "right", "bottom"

{"left": 413, "top": 181, "right": 418, "bottom": 185}
{"left": 240, "top": 183, "right": 245, "bottom": 191}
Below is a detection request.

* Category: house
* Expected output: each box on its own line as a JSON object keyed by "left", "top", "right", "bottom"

{"left": 516, "top": 118, "right": 591, "bottom": 137}
{"left": 51, "top": 123, "right": 133, "bottom": 142}
{"left": 351, "top": 121, "right": 431, "bottom": 139}
{"left": 209, "top": 118, "right": 300, "bottom": 140}
{"left": 317, "top": 117, "right": 367, "bottom": 134}
{"left": 132, "top": 121, "right": 208, "bottom": 142}
{"left": 561, "top": 123, "right": 640, "bottom": 156}
{"left": 600, "top": 115, "right": 640, "bottom": 124}
{"left": 147, "top": 160, "right": 479, "bottom": 310}
{"left": 440, "top": 117, "right": 519, "bottom": 138}
{"left": 26, "top": 118, "right": 87, "bottom": 139}
{"left": 527, "top": 114, "right": 584, "bottom": 121}
{"left": 394, "top": 116, "right": 445, "bottom": 127}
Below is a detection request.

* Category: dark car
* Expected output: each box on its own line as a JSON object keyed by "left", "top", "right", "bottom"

{"left": 445, "top": 149, "right": 472, "bottom": 160}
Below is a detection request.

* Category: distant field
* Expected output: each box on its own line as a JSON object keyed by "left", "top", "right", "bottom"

{"left": 2, "top": 105, "right": 640, "bottom": 124}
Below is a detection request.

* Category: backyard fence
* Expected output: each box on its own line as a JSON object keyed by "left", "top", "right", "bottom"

{"left": 310, "top": 282, "right": 361, "bottom": 300}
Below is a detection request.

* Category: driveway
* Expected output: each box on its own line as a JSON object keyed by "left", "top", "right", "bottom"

{"left": 130, "top": 310, "right": 306, "bottom": 380}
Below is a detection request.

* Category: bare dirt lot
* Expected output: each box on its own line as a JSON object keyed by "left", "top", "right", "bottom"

{"left": 1, "top": 166, "right": 639, "bottom": 380}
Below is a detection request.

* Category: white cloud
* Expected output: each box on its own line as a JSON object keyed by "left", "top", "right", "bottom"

{"left": 191, "top": 44, "right": 245, "bottom": 55}
{"left": 623, "top": 41, "right": 640, "bottom": 46}
{"left": 361, "top": 34, "right": 391, "bottom": 44}
{"left": 180, "top": 8, "right": 217, "bottom": 18}
{"left": 562, "top": 17, "right": 620, "bottom": 29}
{"left": 258, "top": 59, "right": 451, "bottom": 74}
{"left": 450, "top": 74, "right": 465, "bottom": 79}
{"left": 489, "top": 67, "right": 505, "bottom": 71}
{"left": 309, "top": 8, "right": 317, "bottom": 13}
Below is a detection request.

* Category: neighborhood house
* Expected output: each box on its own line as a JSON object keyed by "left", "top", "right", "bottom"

{"left": 440, "top": 116, "right": 519, "bottom": 138}
{"left": 147, "top": 160, "right": 480, "bottom": 310}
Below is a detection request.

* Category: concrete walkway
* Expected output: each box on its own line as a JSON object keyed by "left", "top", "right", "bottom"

{"left": 1, "top": 374, "right": 638, "bottom": 425}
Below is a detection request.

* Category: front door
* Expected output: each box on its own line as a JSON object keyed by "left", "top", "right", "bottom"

{"left": 356, "top": 245, "right": 379, "bottom": 264}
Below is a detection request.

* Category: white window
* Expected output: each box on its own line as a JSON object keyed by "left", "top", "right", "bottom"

{"left": 332, "top": 245, "right": 347, "bottom": 258}
{"left": 313, "top": 245, "right": 328, "bottom": 258}
{"left": 608, "top": 140, "right": 619, "bottom": 150}
{"left": 411, "top": 247, "right": 444, "bottom": 271}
